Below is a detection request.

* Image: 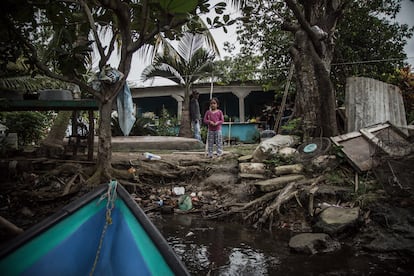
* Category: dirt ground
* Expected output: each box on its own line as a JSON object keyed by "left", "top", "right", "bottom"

{"left": 0, "top": 145, "right": 254, "bottom": 246}
{"left": 1, "top": 144, "right": 414, "bottom": 265}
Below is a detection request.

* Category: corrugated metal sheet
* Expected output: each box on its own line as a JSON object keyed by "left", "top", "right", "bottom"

{"left": 345, "top": 77, "right": 407, "bottom": 134}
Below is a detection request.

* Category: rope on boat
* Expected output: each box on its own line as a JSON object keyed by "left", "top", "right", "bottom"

{"left": 90, "top": 180, "right": 118, "bottom": 276}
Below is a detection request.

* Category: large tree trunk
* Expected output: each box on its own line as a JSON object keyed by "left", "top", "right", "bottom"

{"left": 291, "top": 29, "right": 338, "bottom": 138}
{"left": 42, "top": 111, "right": 72, "bottom": 146}
{"left": 87, "top": 87, "right": 115, "bottom": 186}
{"left": 284, "top": 0, "right": 346, "bottom": 138}
{"left": 38, "top": 111, "right": 72, "bottom": 157}
{"left": 178, "top": 85, "right": 192, "bottom": 138}
{"left": 94, "top": 96, "right": 114, "bottom": 183}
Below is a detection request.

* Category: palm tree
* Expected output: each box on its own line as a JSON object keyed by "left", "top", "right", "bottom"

{"left": 141, "top": 32, "right": 216, "bottom": 138}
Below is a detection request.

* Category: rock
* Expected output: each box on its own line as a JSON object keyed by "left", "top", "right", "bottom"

{"left": 255, "top": 174, "right": 306, "bottom": 192}
{"left": 239, "top": 162, "right": 266, "bottom": 174}
{"left": 314, "top": 206, "right": 360, "bottom": 235}
{"left": 238, "top": 155, "right": 253, "bottom": 163}
{"left": 289, "top": 233, "right": 341, "bottom": 254}
{"left": 278, "top": 147, "right": 298, "bottom": 158}
{"left": 252, "top": 135, "right": 300, "bottom": 162}
{"left": 363, "top": 230, "right": 414, "bottom": 253}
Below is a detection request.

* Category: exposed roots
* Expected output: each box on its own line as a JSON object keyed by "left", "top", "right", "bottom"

{"left": 204, "top": 176, "right": 325, "bottom": 230}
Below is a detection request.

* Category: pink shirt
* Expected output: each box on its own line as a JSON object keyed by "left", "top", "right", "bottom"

{"left": 204, "top": 109, "right": 224, "bottom": 131}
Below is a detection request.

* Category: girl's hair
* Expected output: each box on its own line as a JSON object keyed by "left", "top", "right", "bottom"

{"left": 210, "top": 97, "right": 219, "bottom": 106}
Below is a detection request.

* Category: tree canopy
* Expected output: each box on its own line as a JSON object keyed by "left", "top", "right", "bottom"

{"left": 231, "top": 0, "right": 413, "bottom": 97}
{"left": 0, "top": 0, "right": 234, "bottom": 185}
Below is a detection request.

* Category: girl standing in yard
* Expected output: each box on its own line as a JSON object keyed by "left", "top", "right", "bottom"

{"left": 204, "top": 97, "right": 224, "bottom": 158}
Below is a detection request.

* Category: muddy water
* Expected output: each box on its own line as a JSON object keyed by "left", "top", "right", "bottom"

{"left": 152, "top": 214, "right": 411, "bottom": 276}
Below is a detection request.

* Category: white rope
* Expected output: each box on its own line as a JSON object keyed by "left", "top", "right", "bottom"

{"left": 90, "top": 180, "right": 118, "bottom": 276}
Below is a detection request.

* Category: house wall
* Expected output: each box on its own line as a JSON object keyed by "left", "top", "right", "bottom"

{"left": 130, "top": 83, "right": 274, "bottom": 123}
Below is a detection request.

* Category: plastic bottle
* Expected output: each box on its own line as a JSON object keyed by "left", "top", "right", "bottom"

{"left": 143, "top": 152, "right": 161, "bottom": 160}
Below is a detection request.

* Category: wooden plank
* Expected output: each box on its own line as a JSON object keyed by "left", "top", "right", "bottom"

{"left": 332, "top": 133, "right": 376, "bottom": 172}
{"left": 0, "top": 100, "right": 98, "bottom": 111}
{"left": 330, "top": 131, "right": 361, "bottom": 143}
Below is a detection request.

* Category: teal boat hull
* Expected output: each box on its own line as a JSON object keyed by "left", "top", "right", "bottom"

{"left": 0, "top": 184, "right": 189, "bottom": 276}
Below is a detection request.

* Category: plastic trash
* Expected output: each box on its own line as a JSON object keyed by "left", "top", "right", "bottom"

{"left": 143, "top": 152, "right": 161, "bottom": 160}
{"left": 178, "top": 195, "right": 193, "bottom": 211}
{"left": 173, "top": 187, "right": 185, "bottom": 195}
{"left": 185, "top": 231, "right": 194, "bottom": 237}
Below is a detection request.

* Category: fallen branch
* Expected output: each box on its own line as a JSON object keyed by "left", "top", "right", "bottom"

{"left": 235, "top": 189, "right": 281, "bottom": 212}
{"left": 62, "top": 173, "right": 79, "bottom": 196}
{"left": 308, "top": 186, "right": 319, "bottom": 216}
{"left": 254, "top": 176, "right": 324, "bottom": 229}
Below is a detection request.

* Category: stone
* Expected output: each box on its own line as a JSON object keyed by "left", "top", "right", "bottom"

{"left": 252, "top": 135, "right": 300, "bottom": 162}
{"left": 289, "top": 233, "right": 341, "bottom": 254}
{"left": 314, "top": 206, "right": 360, "bottom": 235}
{"left": 239, "top": 162, "right": 266, "bottom": 174}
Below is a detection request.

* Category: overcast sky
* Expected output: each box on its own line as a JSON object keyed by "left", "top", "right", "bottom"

{"left": 124, "top": 0, "right": 414, "bottom": 86}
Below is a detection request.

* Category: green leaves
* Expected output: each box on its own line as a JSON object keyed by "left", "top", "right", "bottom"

{"left": 159, "top": 0, "right": 198, "bottom": 14}
{"left": 142, "top": 32, "right": 215, "bottom": 86}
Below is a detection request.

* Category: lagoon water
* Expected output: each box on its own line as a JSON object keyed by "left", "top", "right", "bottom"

{"left": 152, "top": 214, "right": 413, "bottom": 276}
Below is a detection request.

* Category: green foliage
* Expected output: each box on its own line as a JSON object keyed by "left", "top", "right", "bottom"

{"left": 141, "top": 33, "right": 216, "bottom": 86}
{"left": 200, "top": 125, "right": 208, "bottom": 142}
{"left": 111, "top": 116, "right": 156, "bottom": 137}
{"left": 0, "top": 75, "right": 77, "bottom": 94}
{"left": 325, "top": 171, "right": 347, "bottom": 185}
{"left": 236, "top": 0, "right": 294, "bottom": 84}
{"left": 264, "top": 153, "right": 295, "bottom": 167}
{"left": 156, "top": 106, "right": 179, "bottom": 136}
{"left": 329, "top": 143, "right": 346, "bottom": 161}
{"left": 0, "top": 0, "right": 240, "bottom": 174}
{"left": 112, "top": 106, "right": 179, "bottom": 137}
{"left": 332, "top": 0, "right": 413, "bottom": 104}
{"left": 213, "top": 54, "right": 263, "bottom": 84}
{"left": 386, "top": 66, "right": 414, "bottom": 123}
{"left": 236, "top": 0, "right": 412, "bottom": 104}
{"left": 0, "top": 111, "right": 51, "bottom": 147}
{"left": 280, "top": 117, "right": 303, "bottom": 137}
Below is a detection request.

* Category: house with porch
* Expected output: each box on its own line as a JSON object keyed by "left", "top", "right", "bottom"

{"left": 130, "top": 81, "right": 279, "bottom": 143}
{"left": 130, "top": 81, "right": 277, "bottom": 123}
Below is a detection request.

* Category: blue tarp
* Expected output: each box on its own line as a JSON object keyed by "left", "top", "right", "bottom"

{"left": 117, "top": 83, "right": 136, "bottom": 136}
{"left": 88, "top": 66, "right": 136, "bottom": 136}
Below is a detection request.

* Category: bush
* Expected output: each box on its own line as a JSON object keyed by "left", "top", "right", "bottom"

{"left": 0, "top": 111, "right": 52, "bottom": 147}
{"left": 156, "top": 106, "right": 179, "bottom": 136}
{"left": 111, "top": 116, "right": 157, "bottom": 136}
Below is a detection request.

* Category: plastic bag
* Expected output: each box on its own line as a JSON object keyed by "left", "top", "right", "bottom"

{"left": 178, "top": 195, "right": 192, "bottom": 211}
